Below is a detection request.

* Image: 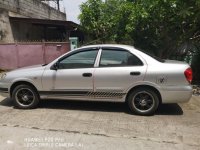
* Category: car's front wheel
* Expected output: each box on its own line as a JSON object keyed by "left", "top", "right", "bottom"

{"left": 127, "top": 88, "right": 159, "bottom": 115}
{"left": 12, "top": 84, "right": 39, "bottom": 109}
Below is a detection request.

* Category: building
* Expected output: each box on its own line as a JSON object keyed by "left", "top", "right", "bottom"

{"left": 0, "top": 0, "right": 80, "bottom": 43}
{"left": 0, "top": 0, "right": 83, "bottom": 70}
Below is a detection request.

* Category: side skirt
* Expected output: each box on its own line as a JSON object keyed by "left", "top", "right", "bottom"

{"left": 39, "top": 90, "right": 127, "bottom": 102}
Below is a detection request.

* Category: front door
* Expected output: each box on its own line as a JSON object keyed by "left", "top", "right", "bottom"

{"left": 42, "top": 49, "right": 99, "bottom": 99}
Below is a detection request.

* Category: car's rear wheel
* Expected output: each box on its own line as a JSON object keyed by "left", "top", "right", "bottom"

{"left": 127, "top": 88, "right": 159, "bottom": 115}
{"left": 12, "top": 84, "right": 39, "bottom": 109}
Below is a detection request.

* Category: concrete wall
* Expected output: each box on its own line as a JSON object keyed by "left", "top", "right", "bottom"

{"left": 0, "top": 9, "right": 14, "bottom": 42}
{"left": 0, "top": 0, "right": 67, "bottom": 43}
{"left": 0, "top": 0, "right": 66, "bottom": 20}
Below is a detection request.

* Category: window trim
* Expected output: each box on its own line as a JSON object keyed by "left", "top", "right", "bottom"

{"left": 137, "top": 48, "right": 165, "bottom": 63}
{"left": 56, "top": 48, "right": 100, "bottom": 70}
{"left": 94, "top": 48, "right": 102, "bottom": 68}
{"left": 98, "top": 47, "right": 144, "bottom": 68}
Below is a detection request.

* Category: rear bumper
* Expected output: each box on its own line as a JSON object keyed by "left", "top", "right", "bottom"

{"left": 160, "top": 85, "right": 192, "bottom": 103}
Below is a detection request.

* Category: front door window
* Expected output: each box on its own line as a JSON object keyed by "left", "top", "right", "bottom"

{"left": 59, "top": 50, "right": 98, "bottom": 69}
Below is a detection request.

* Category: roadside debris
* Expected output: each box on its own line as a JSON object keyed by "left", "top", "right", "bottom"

{"left": 193, "top": 85, "right": 200, "bottom": 96}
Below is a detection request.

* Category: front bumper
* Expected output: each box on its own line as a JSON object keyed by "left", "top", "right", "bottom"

{"left": 0, "top": 88, "right": 9, "bottom": 97}
{"left": 160, "top": 85, "right": 192, "bottom": 103}
{"left": 0, "top": 82, "right": 10, "bottom": 97}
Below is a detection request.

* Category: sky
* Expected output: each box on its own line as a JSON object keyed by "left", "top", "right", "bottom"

{"left": 63, "top": 0, "right": 87, "bottom": 24}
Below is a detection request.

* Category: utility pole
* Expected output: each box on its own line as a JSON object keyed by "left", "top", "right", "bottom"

{"left": 56, "top": 0, "right": 60, "bottom": 11}
{"left": 41, "top": 0, "right": 61, "bottom": 11}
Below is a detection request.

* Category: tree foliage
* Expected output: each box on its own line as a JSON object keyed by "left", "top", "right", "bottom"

{"left": 79, "top": 0, "right": 200, "bottom": 59}
{"left": 129, "top": 0, "right": 200, "bottom": 58}
{"left": 79, "top": 0, "right": 125, "bottom": 42}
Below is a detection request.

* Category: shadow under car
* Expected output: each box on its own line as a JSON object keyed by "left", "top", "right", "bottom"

{"left": 0, "top": 98, "right": 183, "bottom": 115}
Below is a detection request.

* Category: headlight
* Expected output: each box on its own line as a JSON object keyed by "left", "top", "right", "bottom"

{"left": 0, "top": 72, "right": 7, "bottom": 80}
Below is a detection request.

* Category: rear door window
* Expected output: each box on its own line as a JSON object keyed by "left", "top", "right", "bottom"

{"left": 99, "top": 49, "right": 143, "bottom": 67}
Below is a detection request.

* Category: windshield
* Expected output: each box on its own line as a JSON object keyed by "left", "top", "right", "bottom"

{"left": 42, "top": 63, "right": 48, "bottom": 66}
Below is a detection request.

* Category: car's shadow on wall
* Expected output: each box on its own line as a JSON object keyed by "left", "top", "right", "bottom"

{"left": 0, "top": 98, "right": 183, "bottom": 115}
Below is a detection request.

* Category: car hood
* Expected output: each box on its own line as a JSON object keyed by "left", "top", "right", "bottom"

{"left": 8, "top": 64, "right": 45, "bottom": 73}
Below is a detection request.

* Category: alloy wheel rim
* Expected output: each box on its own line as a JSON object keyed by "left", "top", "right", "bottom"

{"left": 15, "top": 88, "right": 35, "bottom": 106}
{"left": 132, "top": 91, "right": 154, "bottom": 112}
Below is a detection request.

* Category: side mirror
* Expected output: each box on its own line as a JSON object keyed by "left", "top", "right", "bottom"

{"left": 50, "top": 62, "right": 59, "bottom": 70}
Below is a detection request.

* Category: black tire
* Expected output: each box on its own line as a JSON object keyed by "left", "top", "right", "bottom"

{"left": 127, "top": 88, "right": 159, "bottom": 115}
{"left": 12, "top": 84, "right": 39, "bottom": 109}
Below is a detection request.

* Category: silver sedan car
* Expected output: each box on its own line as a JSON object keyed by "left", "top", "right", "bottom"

{"left": 0, "top": 44, "right": 193, "bottom": 115}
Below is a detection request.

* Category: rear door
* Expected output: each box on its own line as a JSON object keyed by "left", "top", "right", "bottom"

{"left": 94, "top": 48, "right": 147, "bottom": 99}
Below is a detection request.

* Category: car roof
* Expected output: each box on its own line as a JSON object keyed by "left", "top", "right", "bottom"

{"left": 80, "top": 44, "right": 134, "bottom": 50}
{"left": 81, "top": 44, "right": 164, "bottom": 64}
{"left": 48, "top": 44, "right": 161, "bottom": 66}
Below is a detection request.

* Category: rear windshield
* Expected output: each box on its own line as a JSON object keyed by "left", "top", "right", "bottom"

{"left": 139, "top": 49, "right": 165, "bottom": 63}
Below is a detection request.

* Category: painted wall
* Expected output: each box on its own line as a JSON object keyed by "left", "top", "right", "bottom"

{"left": 0, "top": 42, "right": 70, "bottom": 70}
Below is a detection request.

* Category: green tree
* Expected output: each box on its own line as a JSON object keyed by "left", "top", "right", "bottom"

{"left": 79, "top": 0, "right": 129, "bottom": 43}
{"left": 79, "top": 0, "right": 200, "bottom": 58}
{"left": 128, "top": 0, "right": 200, "bottom": 58}
{"left": 79, "top": 0, "right": 103, "bottom": 40}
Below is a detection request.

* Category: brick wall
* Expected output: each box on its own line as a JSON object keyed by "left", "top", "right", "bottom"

{"left": 0, "top": 0, "right": 66, "bottom": 20}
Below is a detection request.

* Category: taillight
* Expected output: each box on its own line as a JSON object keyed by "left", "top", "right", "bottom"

{"left": 184, "top": 68, "right": 193, "bottom": 83}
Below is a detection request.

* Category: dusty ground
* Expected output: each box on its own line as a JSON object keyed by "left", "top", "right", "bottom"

{"left": 0, "top": 95, "right": 200, "bottom": 150}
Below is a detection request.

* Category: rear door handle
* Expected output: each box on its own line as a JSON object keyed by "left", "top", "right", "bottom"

{"left": 130, "top": 71, "right": 141, "bottom": 76}
{"left": 82, "top": 73, "right": 92, "bottom": 77}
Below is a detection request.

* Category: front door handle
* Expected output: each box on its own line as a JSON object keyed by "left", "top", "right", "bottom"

{"left": 130, "top": 71, "right": 141, "bottom": 76}
{"left": 82, "top": 73, "right": 92, "bottom": 77}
